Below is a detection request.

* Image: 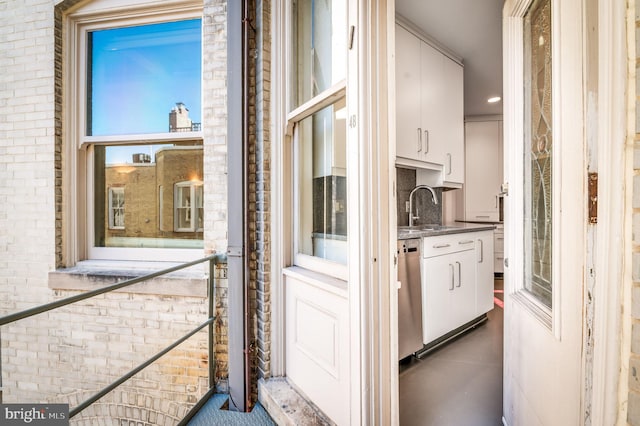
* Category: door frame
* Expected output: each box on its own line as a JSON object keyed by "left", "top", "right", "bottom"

{"left": 588, "top": 0, "right": 628, "bottom": 423}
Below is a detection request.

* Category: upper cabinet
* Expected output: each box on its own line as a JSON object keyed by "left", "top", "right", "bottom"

{"left": 395, "top": 22, "right": 464, "bottom": 187}
{"left": 462, "top": 120, "right": 503, "bottom": 222}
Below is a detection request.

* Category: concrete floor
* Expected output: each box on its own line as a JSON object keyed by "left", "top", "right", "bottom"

{"left": 399, "top": 279, "right": 504, "bottom": 426}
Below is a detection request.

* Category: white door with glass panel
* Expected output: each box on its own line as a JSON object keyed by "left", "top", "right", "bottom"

{"left": 503, "top": 0, "right": 585, "bottom": 424}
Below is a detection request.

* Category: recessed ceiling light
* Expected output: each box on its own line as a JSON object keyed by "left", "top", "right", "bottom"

{"left": 487, "top": 96, "right": 501, "bottom": 103}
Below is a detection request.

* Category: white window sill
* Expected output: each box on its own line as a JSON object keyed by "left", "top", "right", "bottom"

{"left": 48, "top": 260, "right": 209, "bottom": 298}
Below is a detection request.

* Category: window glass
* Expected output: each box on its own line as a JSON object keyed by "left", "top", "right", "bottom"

{"left": 108, "top": 187, "right": 125, "bottom": 229}
{"left": 175, "top": 182, "right": 204, "bottom": 232}
{"left": 94, "top": 143, "right": 204, "bottom": 249}
{"left": 292, "top": 0, "right": 347, "bottom": 108}
{"left": 87, "top": 19, "right": 202, "bottom": 136}
{"left": 297, "top": 97, "right": 347, "bottom": 263}
{"left": 523, "top": 0, "right": 552, "bottom": 308}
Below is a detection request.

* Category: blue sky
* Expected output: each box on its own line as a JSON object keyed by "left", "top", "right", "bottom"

{"left": 90, "top": 19, "right": 201, "bottom": 136}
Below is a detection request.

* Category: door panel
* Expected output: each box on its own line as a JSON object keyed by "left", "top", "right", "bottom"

{"left": 503, "top": 0, "right": 585, "bottom": 424}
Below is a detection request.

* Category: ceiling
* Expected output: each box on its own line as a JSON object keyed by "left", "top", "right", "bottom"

{"left": 395, "top": 0, "right": 504, "bottom": 117}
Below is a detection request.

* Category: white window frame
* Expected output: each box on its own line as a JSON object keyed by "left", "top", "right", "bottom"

{"left": 174, "top": 181, "right": 204, "bottom": 232}
{"left": 64, "top": 1, "right": 204, "bottom": 263}
{"left": 506, "top": 0, "right": 558, "bottom": 331}
{"left": 107, "top": 186, "right": 125, "bottom": 230}
{"left": 288, "top": 82, "right": 348, "bottom": 281}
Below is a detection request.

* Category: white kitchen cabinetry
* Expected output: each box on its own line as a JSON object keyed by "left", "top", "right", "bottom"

{"left": 395, "top": 23, "right": 464, "bottom": 186}
{"left": 422, "top": 230, "right": 493, "bottom": 345}
{"left": 395, "top": 24, "right": 422, "bottom": 162}
{"left": 475, "top": 230, "right": 495, "bottom": 314}
{"left": 494, "top": 224, "right": 504, "bottom": 274}
{"left": 441, "top": 57, "right": 465, "bottom": 186}
{"left": 463, "top": 120, "right": 503, "bottom": 221}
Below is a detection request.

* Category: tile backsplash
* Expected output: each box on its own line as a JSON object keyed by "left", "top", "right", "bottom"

{"left": 397, "top": 167, "right": 443, "bottom": 226}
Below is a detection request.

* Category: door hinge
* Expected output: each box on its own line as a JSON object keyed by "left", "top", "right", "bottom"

{"left": 588, "top": 172, "right": 597, "bottom": 224}
{"left": 500, "top": 182, "right": 509, "bottom": 196}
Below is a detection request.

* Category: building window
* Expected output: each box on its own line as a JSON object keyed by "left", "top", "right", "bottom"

{"left": 108, "top": 187, "right": 125, "bottom": 229}
{"left": 289, "top": 0, "right": 348, "bottom": 277}
{"left": 87, "top": 20, "right": 202, "bottom": 136}
{"left": 174, "top": 181, "right": 204, "bottom": 232}
{"left": 67, "top": 5, "right": 204, "bottom": 261}
{"left": 94, "top": 144, "right": 203, "bottom": 250}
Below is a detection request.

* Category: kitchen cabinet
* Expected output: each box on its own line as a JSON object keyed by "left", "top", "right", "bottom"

{"left": 395, "top": 24, "right": 423, "bottom": 162}
{"left": 463, "top": 120, "right": 503, "bottom": 221}
{"left": 395, "top": 23, "right": 464, "bottom": 186}
{"left": 494, "top": 224, "right": 504, "bottom": 274}
{"left": 422, "top": 231, "right": 492, "bottom": 344}
{"left": 441, "top": 57, "right": 465, "bottom": 186}
{"left": 475, "top": 230, "right": 495, "bottom": 314}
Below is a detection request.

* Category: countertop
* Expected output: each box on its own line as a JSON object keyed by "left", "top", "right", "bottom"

{"left": 397, "top": 222, "right": 496, "bottom": 240}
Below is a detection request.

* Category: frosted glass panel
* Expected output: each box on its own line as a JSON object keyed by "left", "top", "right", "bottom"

{"left": 523, "top": 0, "right": 552, "bottom": 308}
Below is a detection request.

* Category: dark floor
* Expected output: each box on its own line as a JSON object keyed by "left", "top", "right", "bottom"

{"left": 399, "top": 278, "right": 504, "bottom": 426}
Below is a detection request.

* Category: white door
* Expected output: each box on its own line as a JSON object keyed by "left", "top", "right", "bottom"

{"left": 503, "top": 0, "right": 586, "bottom": 424}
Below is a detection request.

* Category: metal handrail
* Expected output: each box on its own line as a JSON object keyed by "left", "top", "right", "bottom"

{"left": 0, "top": 253, "right": 227, "bottom": 420}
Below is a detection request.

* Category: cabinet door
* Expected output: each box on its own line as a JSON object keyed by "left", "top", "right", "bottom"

{"left": 441, "top": 56, "right": 464, "bottom": 185}
{"left": 395, "top": 25, "right": 422, "bottom": 161}
{"left": 464, "top": 121, "right": 501, "bottom": 221}
{"left": 420, "top": 42, "right": 445, "bottom": 165}
{"left": 494, "top": 225, "right": 504, "bottom": 274}
{"left": 449, "top": 248, "right": 476, "bottom": 330}
{"left": 475, "top": 231, "right": 495, "bottom": 315}
{"left": 422, "top": 254, "right": 454, "bottom": 343}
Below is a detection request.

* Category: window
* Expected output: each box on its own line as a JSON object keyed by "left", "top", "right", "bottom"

{"left": 174, "top": 181, "right": 204, "bottom": 232}
{"left": 108, "top": 187, "right": 125, "bottom": 229}
{"left": 87, "top": 20, "right": 202, "bottom": 136}
{"left": 67, "top": 4, "right": 204, "bottom": 261}
{"left": 289, "top": 0, "right": 348, "bottom": 277}
{"left": 523, "top": 0, "right": 553, "bottom": 308}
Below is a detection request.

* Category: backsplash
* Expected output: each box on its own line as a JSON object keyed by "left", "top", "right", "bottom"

{"left": 397, "top": 167, "right": 442, "bottom": 226}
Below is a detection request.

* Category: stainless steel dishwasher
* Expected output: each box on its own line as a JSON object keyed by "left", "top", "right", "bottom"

{"left": 397, "top": 238, "right": 423, "bottom": 360}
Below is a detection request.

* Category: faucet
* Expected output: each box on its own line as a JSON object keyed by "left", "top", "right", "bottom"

{"left": 408, "top": 185, "right": 438, "bottom": 227}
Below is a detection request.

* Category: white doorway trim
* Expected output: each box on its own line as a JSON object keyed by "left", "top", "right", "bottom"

{"left": 589, "top": 0, "right": 628, "bottom": 424}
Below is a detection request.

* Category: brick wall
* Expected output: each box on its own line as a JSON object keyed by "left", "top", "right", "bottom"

{"left": 255, "top": 0, "right": 272, "bottom": 384}
{"left": 1, "top": 0, "right": 233, "bottom": 423}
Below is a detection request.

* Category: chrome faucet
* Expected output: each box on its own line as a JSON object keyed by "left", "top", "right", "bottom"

{"left": 408, "top": 185, "right": 438, "bottom": 227}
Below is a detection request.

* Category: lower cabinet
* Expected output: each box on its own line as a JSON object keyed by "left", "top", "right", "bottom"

{"left": 494, "top": 224, "right": 504, "bottom": 274}
{"left": 476, "top": 230, "right": 495, "bottom": 314}
{"left": 422, "top": 230, "right": 494, "bottom": 345}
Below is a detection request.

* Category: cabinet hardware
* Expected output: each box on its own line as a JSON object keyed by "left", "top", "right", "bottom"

{"left": 495, "top": 195, "right": 498, "bottom": 208}
{"left": 455, "top": 261, "right": 461, "bottom": 287}
{"left": 424, "top": 130, "right": 429, "bottom": 154}
{"left": 476, "top": 215, "right": 490, "bottom": 219}
{"left": 458, "top": 240, "right": 474, "bottom": 245}
{"left": 449, "top": 264, "right": 455, "bottom": 290}
{"left": 417, "top": 128, "right": 422, "bottom": 152}
{"left": 433, "top": 243, "right": 451, "bottom": 248}
{"left": 478, "top": 239, "right": 483, "bottom": 263}
{"left": 447, "top": 153, "right": 452, "bottom": 175}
